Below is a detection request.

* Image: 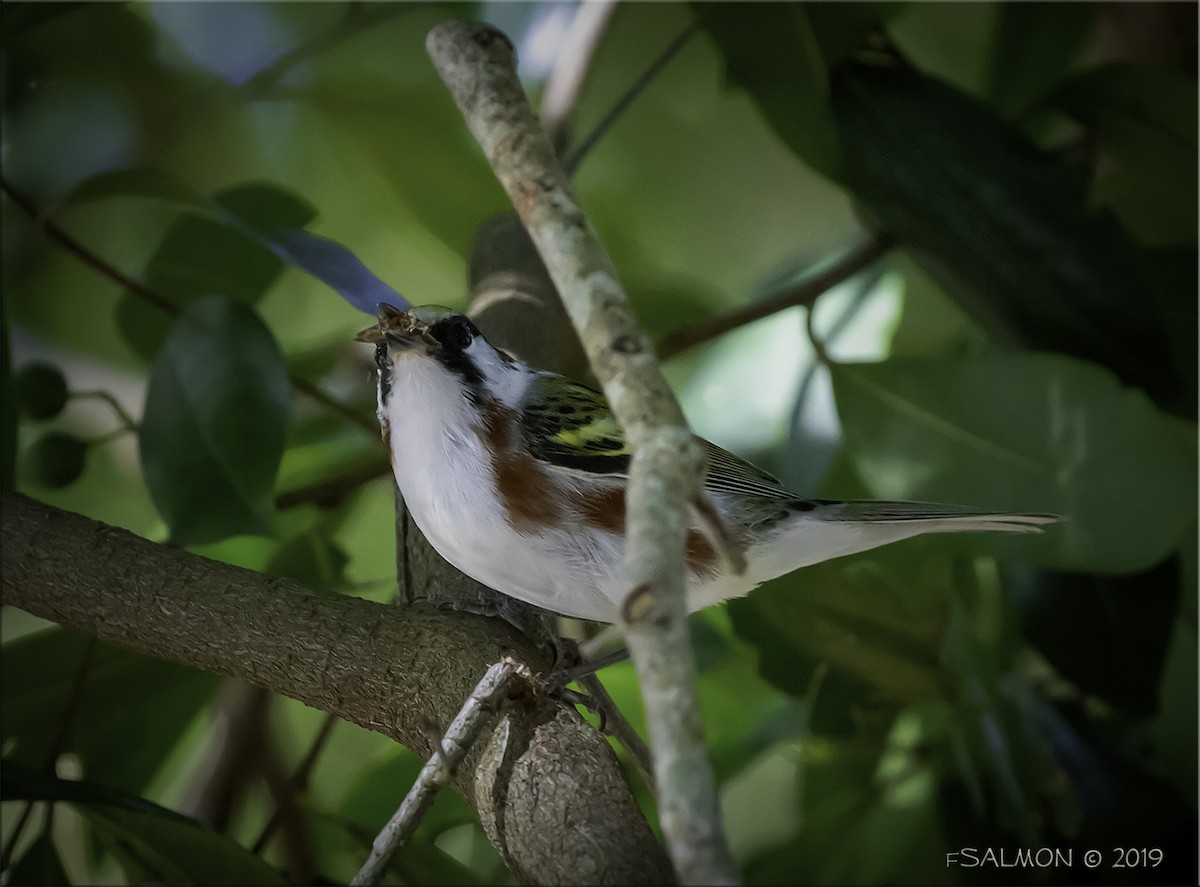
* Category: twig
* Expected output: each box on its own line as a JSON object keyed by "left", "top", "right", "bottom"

{"left": 540, "top": 0, "right": 618, "bottom": 143}
{"left": 350, "top": 660, "right": 522, "bottom": 886}
{"left": 72, "top": 389, "right": 139, "bottom": 432}
{"left": 657, "top": 234, "right": 895, "bottom": 360}
{"left": 427, "top": 21, "right": 739, "bottom": 885}
{"left": 252, "top": 711, "right": 339, "bottom": 854}
{"left": 1, "top": 175, "right": 378, "bottom": 435}
{"left": 562, "top": 19, "right": 699, "bottom": 176}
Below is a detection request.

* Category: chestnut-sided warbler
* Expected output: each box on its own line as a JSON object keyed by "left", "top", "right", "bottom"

{"left": 356, "top": 304, "right": 1055, "bottom": 623}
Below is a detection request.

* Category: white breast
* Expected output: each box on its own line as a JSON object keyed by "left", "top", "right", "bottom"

{"left": 383, "top": 355, "right": 632, "bottom": 622}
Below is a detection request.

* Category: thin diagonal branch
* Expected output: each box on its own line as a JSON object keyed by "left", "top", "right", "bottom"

{"left": 428, "top": 21, "right": 739, "bottom": 885}
{"left": 1, "top": 175, "right": 378, "bottom": 435}
{"left": 657, "top": 234, "right": 896, "bottom": 360}
{"left": 351, "top": 660, "right": 523, "bottom": 886}
{"left": 562, "top": 19, "right": 699, "bottom": 176}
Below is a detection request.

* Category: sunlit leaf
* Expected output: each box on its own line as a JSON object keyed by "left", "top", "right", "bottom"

{"left": 831, "top": 352, "right": 1195, "bottom": 573}
{"left": 2, "top": 760, "right": 287, "bottom": 886}
{"left": 140, "top": 296, "right": 290, "bottom": 545}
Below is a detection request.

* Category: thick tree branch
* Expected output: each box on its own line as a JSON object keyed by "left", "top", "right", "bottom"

{"left": 1, "top": 492, "right": 671, "bottom": 886}
{"left": 427, "top": 21, "right": 738, "bottom": 885}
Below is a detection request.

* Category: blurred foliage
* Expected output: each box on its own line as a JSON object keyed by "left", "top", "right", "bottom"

{"left": 2, "top": 2, "right": 1195, "bottom": 885}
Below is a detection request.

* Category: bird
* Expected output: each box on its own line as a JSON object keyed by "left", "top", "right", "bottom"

{"left": 356, "top": 303, "right": 1056, "bottom": 624}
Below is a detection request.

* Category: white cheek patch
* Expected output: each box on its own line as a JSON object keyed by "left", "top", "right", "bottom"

{"left": 464, "top": 338, "right": 532, "bottom": 407}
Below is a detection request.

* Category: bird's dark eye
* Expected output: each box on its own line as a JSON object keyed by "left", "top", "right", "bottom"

{"left": 437, "top": 316, "right": 476, "bottom": 352}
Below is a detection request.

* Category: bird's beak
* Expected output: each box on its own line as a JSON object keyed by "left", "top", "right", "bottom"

{"left": 354, "top": 304, "right": 438, "bottom": 354}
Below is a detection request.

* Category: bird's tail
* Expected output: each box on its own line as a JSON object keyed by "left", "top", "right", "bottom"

{"left": 812, "top": 499, "right": 1060, "bottom": 534}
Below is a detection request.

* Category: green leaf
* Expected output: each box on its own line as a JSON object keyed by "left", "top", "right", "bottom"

{"left": 734, "top": 543, "right": 952, "bottom": 703}
{"left": 119, "top": 215, "right": 290, "bottom": 361}
{"left": 830, "top": 352, "right": 1196, "bottom": 573}
{"left": 832, "top": 57, "right": 1183, "bottom": 408}
{"left": 2, "top": 760, "right": 287, "bottom": 886}
{"left": 213, "top": 181, "right": 317, "bottom": 230}
{"left": 8, "top": 830, "right": 71, "bottom": 886}
{"left": 696, "top": 3, "right": 843, "bottom": 181}
{"left": 139, "top": 296, "right": 290, "bottom": 546}
{"left": 1049, "top": 63, "right": 1198, "bottom": 247}
{"left": 985, "top": 3, "right": 1096, "bottom": 119}
{"left": 55, "top": 166, "right": 204, "bottom": 209}
{"left": 61, "top": 176, "right": 317, "bottom": 360}
{"left": 0, "top": 2, "right": 88, "bottom": 45}
{"left": 2, "top": 628, "right": 219, "bottom": 794}
{"left": 57, "top": 168, "right": 404, "bottom": 332}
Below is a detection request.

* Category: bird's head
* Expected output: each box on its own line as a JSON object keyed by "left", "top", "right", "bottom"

{"left": 355, "top": 303, "right": 524, "bottom": 405}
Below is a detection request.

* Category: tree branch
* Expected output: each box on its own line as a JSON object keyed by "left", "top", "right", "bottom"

{"left": 427, "top": 21, "right": 738, "bottom": 885}
{"left": 1, "top": 492, "right": 672, "bottom": 886}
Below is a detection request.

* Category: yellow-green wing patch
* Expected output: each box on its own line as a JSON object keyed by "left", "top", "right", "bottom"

{"left": 522, "top": 376, "right": 631, "bottom": 474}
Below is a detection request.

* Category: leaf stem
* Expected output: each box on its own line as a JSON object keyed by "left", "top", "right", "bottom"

{"left": 658, "top": 233, "right": 895, "bottom": 360}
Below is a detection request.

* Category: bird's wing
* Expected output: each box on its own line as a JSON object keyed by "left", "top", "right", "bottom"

{"left": 521, "top": 376, "right": 631, "bottom": 474}
{"left": 521, "top": 375, "right": 796, "bottom": 500}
